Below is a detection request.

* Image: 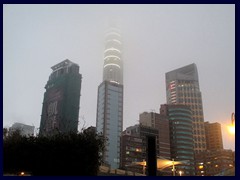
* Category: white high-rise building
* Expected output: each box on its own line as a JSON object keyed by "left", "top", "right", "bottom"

{"left": 96, "top": 26, "right": 123, "bottom": 169}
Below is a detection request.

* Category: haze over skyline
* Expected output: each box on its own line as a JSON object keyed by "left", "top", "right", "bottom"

{"left": 3, "top": 4, "right": 235, "bottom": 150}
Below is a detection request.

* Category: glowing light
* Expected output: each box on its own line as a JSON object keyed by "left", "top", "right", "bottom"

{"left": 104, "top": 63, "right": 120, "bottom": 68}
{"left": 104, "top": 48, "right": 121, "bottom": 53}
{"left": 107, "top": 39, "right": 122, "bottom": 44}
{"left": 110, "top": 80, "right": 120, "bottom": 84}
{"left": 106, "top": 31, "right": 121, "bottom": 37}
{"left": 104, "top": 55, "right": 120, "bottom": 60}
{"left": 228, "top": 112, "right": 235, "bottom": 135}
{"left": 136, "top": 148, "right": 142, "bottom": 152}
{"left": 179, "top": 171, "right": 183, "bottom": 176}
{"left": 228, "top": 125, "right": 235, "bottom": 134}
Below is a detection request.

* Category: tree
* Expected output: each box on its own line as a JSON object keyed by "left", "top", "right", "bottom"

{"left": 3, "top": 130, "right": 105, "bottom": 176}
{"left": 3, "top": 128, "right": 8, "bottom": 139}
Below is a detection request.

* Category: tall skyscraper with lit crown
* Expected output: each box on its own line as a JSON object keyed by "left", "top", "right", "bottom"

{"left": 96, "top": 26, "right": 123, "bottom": 169}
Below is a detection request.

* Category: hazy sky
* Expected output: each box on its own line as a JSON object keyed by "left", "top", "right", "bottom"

{"left": 3, "top": 4, "right": 235, "bottom": 150}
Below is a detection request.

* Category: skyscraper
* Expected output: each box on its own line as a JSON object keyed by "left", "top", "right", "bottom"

{"left": 39, "top": 59, "right": 82, "bottom": 136}
{"left": 96, "top": 26, "right": 123, "bottom": 169}
{"left": 165, "top": 63, "right": 206, "bottom": 153}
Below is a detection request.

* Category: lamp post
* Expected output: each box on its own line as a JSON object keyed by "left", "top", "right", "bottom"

{"left": 228, "top": 113, "right": 235, "bottom": 135}
{"left": 142, "top": 159, "right": 146, "bottom": 175}
{"left": 172, "top": 159, "right": 176, "bottom": 176}
{"left": 231, "top": 113, "right": 235, "bottom": 125}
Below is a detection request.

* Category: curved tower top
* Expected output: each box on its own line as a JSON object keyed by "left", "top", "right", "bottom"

{"left": 103, "top": 27, "right": 123, "bottom": 85}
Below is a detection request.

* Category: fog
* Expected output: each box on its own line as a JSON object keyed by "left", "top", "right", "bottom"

{"left": 3, "top": 4, "right": 235, "bottom": 150}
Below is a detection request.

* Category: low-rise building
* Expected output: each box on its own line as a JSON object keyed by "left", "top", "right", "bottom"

{"left": 195, "top": 149, "right": 235, "bottom": 176}
{"left": 9, "top": 123, "right": 34, "bottom": 137}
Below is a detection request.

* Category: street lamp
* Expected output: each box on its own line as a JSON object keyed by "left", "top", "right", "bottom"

{"left": 179, "top": 170, "right": 183, "bottom": 176}
{"left": 172, "top": 159, "right": 176, "bottom": 176}
{"left": 228, "top": 113, "right": 235, "bottom": 135}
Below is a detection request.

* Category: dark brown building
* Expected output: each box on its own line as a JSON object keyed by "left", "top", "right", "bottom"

{"left": 139, "top": 112, "right": 171, "bottom": 160}
{"left": 120, "top": 124, "right": 159, "bottom": 174}
{"left": 120, "top": 130, "right": 143, "bottom": 173}
{"left": 195, "top": 149, "right": 235, "bottom": 176}
{"left": 204, "top": 122, "right": 223, "bottom": 150}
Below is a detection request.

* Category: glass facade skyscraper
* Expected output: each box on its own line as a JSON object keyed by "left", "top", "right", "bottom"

{"left": 165, "top": 63, "right": 206, "bottom": 153}
{"left": 96, "top": 26, "right": 123, "bottom": 169}
{"left": 161, "top": 104, "right": 195, "bottom": 176}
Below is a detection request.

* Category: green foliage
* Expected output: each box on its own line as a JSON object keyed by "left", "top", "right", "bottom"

{"left": 3, "top": 130, "right": 105, "bottom": 176}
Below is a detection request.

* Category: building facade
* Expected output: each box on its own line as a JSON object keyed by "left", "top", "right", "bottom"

{"left": 139, "top": 112, "right": 171, "bottom": 160}
{"left": 39, "top": 59, "right": 82, "bottom": 136}
{"left": 195, "top": 149, "right": 235, "bottom": 176}
{"left": 96, "top": 26, "right": 123, "bottom": 169}
{"left": 165, "top": 63, "right": 206, "bottom": 153}
{"left": 160, "top": 104, "right": 195, "bottom": 176}
{"left": 9, "top": 123, "right": 34, "bottom": 137}
{"left": 120, "top": 130, "right": 143, "bottom": 174}
{"left": 194, "top": 122, "right": 233, "bottom": 176}
{"left": 204, "top": 122, "right": 223, "bottom": 150}
{"left": 120, "top": 124, "right": 159, "bottom": 174}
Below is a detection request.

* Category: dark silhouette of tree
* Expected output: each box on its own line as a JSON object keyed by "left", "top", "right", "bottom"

{"left": 3, "top": 128, "right": 8, "bottom": 139}
{"left": 3, "top": 130, "right": 105, "bottom": 176}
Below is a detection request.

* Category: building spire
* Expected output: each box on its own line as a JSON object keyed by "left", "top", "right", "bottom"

{"left": 103, "top": 23, "right": 123, "bottom": 84}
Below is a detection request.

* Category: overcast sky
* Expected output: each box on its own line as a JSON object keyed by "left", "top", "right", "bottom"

{"left": 3, "top": 4, "right": 235, "bottom": 150}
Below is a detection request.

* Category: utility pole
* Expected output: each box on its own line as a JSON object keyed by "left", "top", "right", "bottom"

{"left": 231, "top": 113, "right": 235, "bottom": 125}
{"left": 172, "top": 159, "right": 176, "bottom": 176}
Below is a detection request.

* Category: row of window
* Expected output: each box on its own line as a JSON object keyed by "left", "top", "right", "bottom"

{"left": 193, "top": 123, "right": 205, "bottom": 129}
{"left": 193, "top": 130, "right": 205, "bottom": 136}
{"left": 194, "top": 142, "right": 206, "bottom": 149}
{"left": 173, "top": 149, "right": 194, "bottom": 155}
{"left": 169, "top": 116, "right": 192, "bottom": 122}
{"left": 172, "top": 135, "right": 193, "bottom": 141}
{"left": 172, "top": 144, "right": 194, "bottom": 150}
{"left": 169, "top": 108, "right": 191, "bottom": 113}
{"left": 171, "top": 121, "right": 192, "bottom": 127}
{"left": 194, "top": 136, "right": 206, "bottom": 142}
{"left": 173, "top": 131, "right": 193, "bottom": 136}
{"left": 176, "top": 140, "right": 194, "bottom": 145}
